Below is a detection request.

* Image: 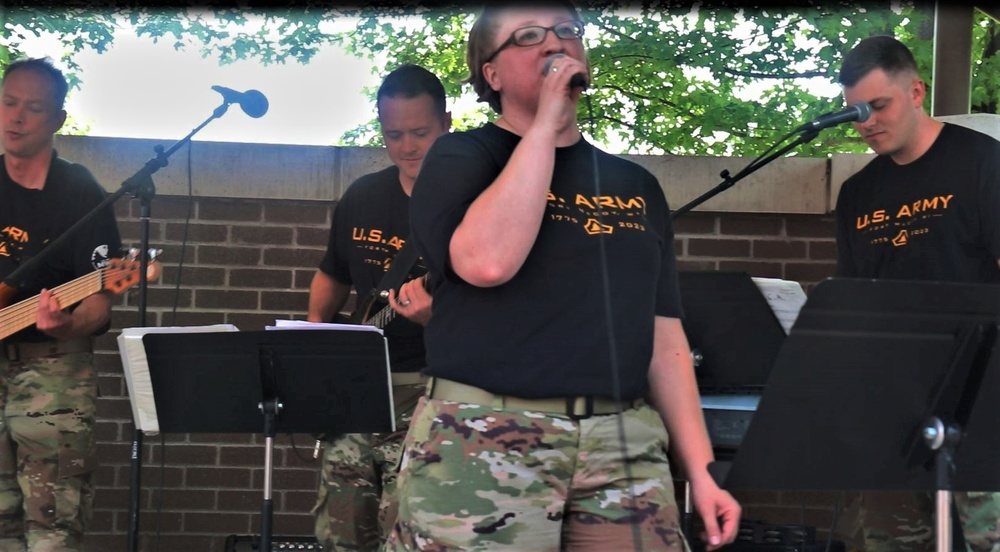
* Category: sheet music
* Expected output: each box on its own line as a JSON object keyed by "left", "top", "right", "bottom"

{"left": 265, "top": 319, "right": 384, "bottom": 334}
{"left": 751, "top": 277, "right": 807, "bottom": 335}
{"left": 266, "top": 319, "right": 394, "bottom": 429}
{"left": 117, "top": 324, "right": 239, "bottom": 434}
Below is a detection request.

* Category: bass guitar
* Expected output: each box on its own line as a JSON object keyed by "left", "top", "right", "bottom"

{"left": 0, "top": 257, "right": 161, "bottom": 341}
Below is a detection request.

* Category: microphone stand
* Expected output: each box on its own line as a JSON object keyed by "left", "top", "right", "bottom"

{"left": 121, "top": 100, "right": 242, "bottom": 552}
{"left": 670, "top": 127, "right": 820, "bottom": 219}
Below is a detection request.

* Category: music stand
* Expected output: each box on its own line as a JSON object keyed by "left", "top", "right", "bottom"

{"left": 717, "top": 278, "right": 1000, "bottom": 552}
{"left": 141, "top": 329, "right": 393, "bottom": 552}
{"left": 678, "top": 271, "right": 787, "bottom": 393}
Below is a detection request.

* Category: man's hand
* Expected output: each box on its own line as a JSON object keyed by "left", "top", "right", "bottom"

{"left": 35, "top": 289, "right": 111, "bottom": 341}
{"left": 389, "top": 278, "right": 432, "bottom": 326}
{"left": 36, "top": 289, "right": 74, "bottom": 337}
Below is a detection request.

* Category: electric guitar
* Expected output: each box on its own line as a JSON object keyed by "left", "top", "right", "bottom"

{"left": 0, "top": 257, "right": 161, "bottom": 341}
{"left": 354, "top": 273, "right": 430, "bottom": 329}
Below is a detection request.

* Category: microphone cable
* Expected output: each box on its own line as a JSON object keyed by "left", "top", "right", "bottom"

{"left": 581, "top": 91, "right": 644, "bottom": 552}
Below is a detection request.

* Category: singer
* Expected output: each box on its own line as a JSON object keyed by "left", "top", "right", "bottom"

{"left": 834, "top": 36, "right": 1000, "bottom": 552}
{"left": 0, "top": 58, "right": 122, "bottom": 551}
{"left": 387, "top": 3, "right": 740, "bottom": 551}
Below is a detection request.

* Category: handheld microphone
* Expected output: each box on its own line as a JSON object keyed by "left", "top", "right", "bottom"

{"left": 799, "top": 102, "right": 872, "bottom": 132}
{"left": 211, "top": 85, "right": 269, "bottom": 118}
{"left": 542, "top": 54, "right": 587, "bottom": 90}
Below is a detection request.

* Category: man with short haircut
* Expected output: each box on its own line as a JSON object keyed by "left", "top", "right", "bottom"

{"left": 308, "top": 64, "right": 450, "bottom": 551}
{"left": 835, "top": 35, "right": 1000, "bottom": 552}
{"left": 0, "top": 57, "right": 121, "bottom": 551}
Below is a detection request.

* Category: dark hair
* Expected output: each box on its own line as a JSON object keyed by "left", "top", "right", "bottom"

{"left": 465, "top": 1, "right": 582, "bottom": 114}
{"left": 838, "top": 35, "right": 919, "bottom": 87}
{"left": 376, "top": 64, "right": 448, "bottom": 118}
{"left": 2, "top": 57, "right": 69, "bottom": 111}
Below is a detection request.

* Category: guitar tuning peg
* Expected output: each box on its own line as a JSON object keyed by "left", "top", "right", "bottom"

{"left": 126, "top": 248, "right": 140, "bottom": 260}
{"left": 148, "top": 248, "right": 162, "bottom": 261}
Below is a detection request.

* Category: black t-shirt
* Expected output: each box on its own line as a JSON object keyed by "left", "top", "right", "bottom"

{"left": 318, "top": 165, "right": 427, "bottom": 372}
{"left": 836, "top": 123, "right": 1000, "bottom": 282}
{"left": 0, "top": 152, "right": 123, "bottom": 343}
{"left": 411, "top": 123, "right": 683, "bottom": 400}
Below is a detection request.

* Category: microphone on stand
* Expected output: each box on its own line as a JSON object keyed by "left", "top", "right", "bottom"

{"left": 211, "top": 85, "right": 269, "bottom": 118}
{"left": 797, "top": 102, "right": 872, "bottom": 132}
{"left": 542, "top": 53, "right": 588, "bottom": 90}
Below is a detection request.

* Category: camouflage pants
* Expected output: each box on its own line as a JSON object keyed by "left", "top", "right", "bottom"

{"left": 837, "top": 490, "right": 1000, "bottom": 552}
{"left": 384, "top": 396, "right": 688, "bottom": 551}
{"left": 0, "top": 351, "right": 97, "bottom": 552}
{"left": 313, "top": 382, "right": 425, "bottom": 551}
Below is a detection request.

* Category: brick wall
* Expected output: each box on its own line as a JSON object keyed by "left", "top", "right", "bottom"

{"left": 85, "top": 194, "right": 839, "bottom": 550}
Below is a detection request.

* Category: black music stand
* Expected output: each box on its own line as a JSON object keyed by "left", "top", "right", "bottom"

{"left": 141, "top": 329, "right": 393, "bottom": 552}
{"left": 678, "top": 271, "right": 787, "bottom": 393}
{"left": 717, "top": 278, "right": 1000, "bottom": 552}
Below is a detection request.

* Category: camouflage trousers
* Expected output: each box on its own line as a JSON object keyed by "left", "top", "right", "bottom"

{"left": 0, "top": 350, "right": 97, "bottom": 552}
{"left": 384, "top": 396, "right": 688, "bottom": 551}
{"left": 837, "top": 490, "right": 1000, "bottom": 551}
{"left": 313, "top": 382, "right": 426, "bottom": 551}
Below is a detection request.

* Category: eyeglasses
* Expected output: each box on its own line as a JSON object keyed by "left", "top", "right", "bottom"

{"left": 484, "top": 20, "right": 586, "bottom": 63}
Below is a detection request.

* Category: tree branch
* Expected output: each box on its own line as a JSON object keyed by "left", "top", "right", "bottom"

{"left": 722, "top": 68, "right": 829, "bottom": 79}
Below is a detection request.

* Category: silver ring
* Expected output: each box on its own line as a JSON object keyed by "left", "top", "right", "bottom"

{"left": 400, "top": 299, "right": 411, "bottom": 307}
{"left": 551, "top": 66, "right": 559, "bottom": 73}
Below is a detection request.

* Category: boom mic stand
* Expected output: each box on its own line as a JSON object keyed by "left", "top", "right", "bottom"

{"left": 120, "top": 93, "right": 267, "bottom": 552}
{"left": 670, "top": 127, "right": 820, "bottom": 220}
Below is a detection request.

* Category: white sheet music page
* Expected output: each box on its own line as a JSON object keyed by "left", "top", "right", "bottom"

{"left": 751, "top": 278, "right": 807, "bottom": 335}
{"left": 266, "top": 319, "right": 384, "bottom": 334}
{"left": 117, "top": 324, "right": 239, "bottom": 434}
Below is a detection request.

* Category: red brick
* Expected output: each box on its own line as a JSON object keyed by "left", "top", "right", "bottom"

{"left": 183, "top": 511, "right": 253, "bottom": 533}
{"left": 687, "top": 238, "right": 751, "bottom": 258}
{"left": 294, "top": 269, "right": 318, "bottom": 289}
{"left": 232, "top": 225, "right": 294, "bottom": 245}
{"left": 720, "top": 215, "right": 784, "bottom": 236}
{"left": 265, "top": 201, "right": 329, "bottom": 225}
{"left": 263, "top": 248, "right": 324, "bottom": 268}
{"left": 150, "top": 195, "right": 199, "bottom": 220}
{"left": 160, "top": 311, "right": 227, "bottom": 327}
{"left": 197, "top": 245, "right": 262, "bottom": 266}
{"left": 186, "top": 467, "right": 253, "bottom": 489}
{"left": 218, "top": 489, "right": 262, "bottom": 511}
{"left": 165, "top": 222, "right": 229, "bottom": 243}
{"left": 717, "top": 260, "right": 784, "bottom": 279}
{"left": 784, "top": 262, "right": 837, "bottom": 284}
{"left": 676, "top": 260, "right": 717, "bottom": 272}
{"left": 261, "top": 290, "right": 309, "bottom": 311}
{"left": 195, "top": 289, "right": 259, "bottom": 310}
{"left": 752, "top": 240, "right": 807, "bottom": 259}
{"left": 786, "top": 214, "right": 836, "bottom": 238}
{"left": 148, "top": 444, "right": 218, "bottom": 465}
{"left": 672, "top": 213, "right": 716, "bottom": 234}
{"left": 230, "top": 269, "right": 294, "bottom": 289}
{"left": 160, "top": 266, "right": 227, "bottom": 287}
{"left": 809, "top": 240, "right": 838, "bottom": 261}
{"left": 199, "top": 199, "right": 263, "bottom": 222}
{"left": 298, "top": 226, "right": 330, "bottom": 247}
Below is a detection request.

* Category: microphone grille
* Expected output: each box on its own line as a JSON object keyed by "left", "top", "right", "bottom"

{"left": 242, "top": 89, "right": 269, "bottom": 119}
{"left": 853, "top": 102, "right": 872, "bottom": 123}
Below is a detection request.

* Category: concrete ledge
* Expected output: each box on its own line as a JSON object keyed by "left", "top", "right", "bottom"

{"left": 50, "top": 134, "right": 832, "bottom": 214}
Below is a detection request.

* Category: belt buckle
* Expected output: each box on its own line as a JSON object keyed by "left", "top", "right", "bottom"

{"left": 566, "top": 396, "right": 593, "bottom": 420}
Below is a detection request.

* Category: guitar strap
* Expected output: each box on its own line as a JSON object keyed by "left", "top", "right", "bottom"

{"left": 372, "top": 236, "right": 419, "bottom": 305}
